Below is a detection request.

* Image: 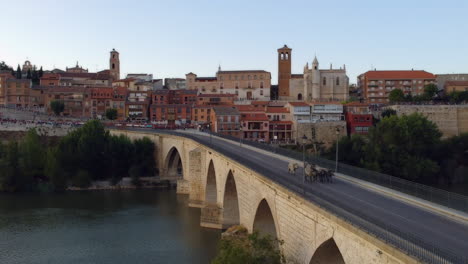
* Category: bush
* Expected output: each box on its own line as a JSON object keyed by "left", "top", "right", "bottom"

{"left": 212, "top": 225, "right": 284, "bottom": 264}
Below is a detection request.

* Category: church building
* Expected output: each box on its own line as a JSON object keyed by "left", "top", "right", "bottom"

{"left": 277, "top": 45, "right": 349, "bottom": 102}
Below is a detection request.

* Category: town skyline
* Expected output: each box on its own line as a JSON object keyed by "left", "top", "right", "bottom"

{"left": 1, "top": 0, "right": 467, "bottom": 83}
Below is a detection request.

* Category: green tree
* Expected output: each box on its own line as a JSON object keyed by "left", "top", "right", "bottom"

{"left": 72, "top": 170, "right": 91, "bottom": 188}
{"left": 15, "top": 65, "right": 22, "bottom": 79}
{"left": 50, "top": 100, "right": 65, "bottom": 116}
{"left": 423, "top": 83, "right": 438, "bottom": 99}
{"left": 212, "top": 226, "right": 284, "bottom": 264}
{"left": 107, "top": 134, "right": 134, "bottom": 185}
{"left": 18, "top": 129, "right": 45, "bottom": 188}
{"left": 38, "top": 66, "right": 43, "bottom": 78}
{"left": 0, "top": 61, "right": 12, "bottom": 71}
{"left": 388, "top": 89, "right": 405, "bottom": 103}
{"left": 133, "top": 137, "right": 155, "bottom": 177}
{"left": 76, "top": 120, "right": 109, "bottom": 180}
{"left": 105, "top": 108, "right": 118, "bottom": 120}
{"left": 26, "top": 69, "right": 32, "bottom": 79}
{"left": 45, "top": 147, "right": 67, "bottom": 192}
{"left": 364, "top": 113, "right": 441, "bottom": 181}
{"left": 381, "top": 108, "right": 397, "bottom": 118}
{"left": 0, "top": 142, "right": 21, "bottom": 192}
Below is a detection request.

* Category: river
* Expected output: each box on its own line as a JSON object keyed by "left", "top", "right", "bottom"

{"left": 0, "top": 189, "right": 221, "bottom": 264}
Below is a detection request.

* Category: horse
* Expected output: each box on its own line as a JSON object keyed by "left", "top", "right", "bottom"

{"left": 288, "top": 162, "right": 299, "bottom": 175}
{"left": 304, "top": 163, "right": 318, "bottom": 182}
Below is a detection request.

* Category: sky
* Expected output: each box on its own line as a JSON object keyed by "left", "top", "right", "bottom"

{"left": 1, "top": 0, "right": 467, "bottom": 84}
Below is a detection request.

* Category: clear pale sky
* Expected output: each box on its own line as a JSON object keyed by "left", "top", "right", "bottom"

{"left": 1, "top": 0, "right": 467, "bottom": 84}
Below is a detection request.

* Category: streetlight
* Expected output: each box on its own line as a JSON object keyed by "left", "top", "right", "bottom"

{"left": 302, "top": 134, "right": 308, "bottom": 189}
{"left": 207, "top": 124, "right": 212, "bottom": 144}
{"left": 335, "top": 127, "right": 340, "bottom": 172}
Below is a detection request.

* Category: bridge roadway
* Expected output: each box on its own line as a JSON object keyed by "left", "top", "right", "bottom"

{"left": 138, "top": 129, "right": 468, "bottom": 260}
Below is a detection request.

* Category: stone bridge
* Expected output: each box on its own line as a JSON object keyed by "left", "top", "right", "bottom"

{"left": 110, "top": 129, "right": 467, "bottom": 264}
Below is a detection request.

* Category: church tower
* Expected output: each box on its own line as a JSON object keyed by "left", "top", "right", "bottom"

{"left": 277, "top": 45, "right": 292, "bottom": 98}
{"left": 311, "top": 56, "right": 320, "bottom": 100}
{"left": 109, "top": 49, "right": 120, "bottom": 80}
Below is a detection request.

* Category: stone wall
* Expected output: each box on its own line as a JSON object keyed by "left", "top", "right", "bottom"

{"left": 296, "top": 121, "right": 347, "bottom": 149}
{"left": 389, "top": 105, "right": 468, "bottom": 138}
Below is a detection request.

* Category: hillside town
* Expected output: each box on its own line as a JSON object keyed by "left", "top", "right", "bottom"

{"left": 1, "top": 46, "right": 467, "bottom": 148}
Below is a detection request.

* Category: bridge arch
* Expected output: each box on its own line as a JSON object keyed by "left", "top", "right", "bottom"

{"left": 222, "top": 170, "right": 240, "bottom": 227}
{"left": 164, "top": 147, "right": 184, "bottom": 179}
{"left": 309, "top": 238, "right": 345, "bottom": 264}
{"left": 205, "top": 160, "right": 217, "bottom": 205}
{"left": 252, "top": 198, "right": 278, "bottom": 239}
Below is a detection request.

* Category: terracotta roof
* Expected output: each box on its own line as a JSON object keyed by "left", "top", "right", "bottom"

{"left": 445, "top": 81, "right": 468, "bottom": 86}
{"left": 241, "top": 113, "right": 269, "bottom": 121}
{"left": 198, "top": 93, "right": 236, "bottom": 97}
{"left": 266, "top": 107, "right": 289, "bottom": 113}
{"left": 288, "top": 102, "right": 310, "bottom": 107}
{"left": 344, "top": 102, "right": 370, "bottom": 107}
{"left": 235, "top": 105, "right": 265, "bottom": 112}
{"left": 218, "top": 70, "right": 269, "bottom": 74}
{"left": 114, "top": 77, "right": 136, "bottom": 82}
{"left": 363, "top": 70, "right": 435, "bottom": 80}
{"left": 251, "top": 101, "right": 269, "bottom": 105}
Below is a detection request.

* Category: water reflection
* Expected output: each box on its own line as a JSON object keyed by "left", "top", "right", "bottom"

{"left": 0, "top": 189, "right": 220, "bottom": 264}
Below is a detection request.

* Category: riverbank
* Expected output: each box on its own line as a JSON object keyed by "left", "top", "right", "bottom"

{"left": 66, "top": 177, "right": 178, "bottom": 191}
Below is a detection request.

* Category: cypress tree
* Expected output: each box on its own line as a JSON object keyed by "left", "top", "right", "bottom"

{"left": 38, "top": 66, "right": 43, "bottom": 78}
{"left": 16, "top": 65, "right": 22, "bottom": 79}
{"left": 27, "top": 69, "right": 32, "bottom": 79}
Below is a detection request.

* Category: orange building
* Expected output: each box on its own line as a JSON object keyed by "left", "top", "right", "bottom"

{"left": 236, "top": 105, "right": 269, "bottom": 141}
{"left": 192, "top": 105, "right": 212, "bottom": 127}
{"left": 444, "top": 81, "right": 468, "bottom": 93}
{"left": 266, "top": 106, "right": 293, "bottom": 143}
{"left": 358, "top": 70, "right": 436, "bottom": 103}
{"left": 88, "top": 87, "right": 114, "bottom": 119}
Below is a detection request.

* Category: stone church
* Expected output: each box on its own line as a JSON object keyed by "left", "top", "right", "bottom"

{"left": 277, "top": 45, "right": 349, "bottom": 102}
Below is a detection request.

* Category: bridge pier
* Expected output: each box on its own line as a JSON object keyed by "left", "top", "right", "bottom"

{"left": 187, "top": 148, "right": 206, "bottom": 208}
{"left": 200, "top": 204, "right": 223, "bottom": 229}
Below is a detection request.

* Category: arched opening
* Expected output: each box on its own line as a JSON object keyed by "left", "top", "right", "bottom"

{"left": 298, "top": 93, "right": 303, "bottom": 100}
{"left": 112, "top": 63, "right": 115, "bottom": 69}
{"left": 222, "top": 171, "right": 240, "bottom": 227}
{"left": 165, "top": 147, "right": 183, "bottom": 179}
{"left": 309, "top": 238, "right": 345, "bottom": 264}
{"left": 253, "top": 199, "right": 277, "bottom": 239}
{"left": 205, "top": 160, "right": 217, "bottom": 205}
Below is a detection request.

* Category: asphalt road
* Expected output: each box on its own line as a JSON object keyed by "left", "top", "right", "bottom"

{"left": 131, "top": 129, "right": 468, "bottom": 260}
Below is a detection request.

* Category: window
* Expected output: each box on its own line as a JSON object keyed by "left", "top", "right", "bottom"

{"left": 260, "top": 81, "right": 264, "bottom": 88}
{"left": 336, "top": 77, "right": 340, "bottom": 85}
{"left": 323, "top": 77, "right": 326, "bottom": 85}
{"left": 260, "top": 90, "right": 263, "bottom": 96}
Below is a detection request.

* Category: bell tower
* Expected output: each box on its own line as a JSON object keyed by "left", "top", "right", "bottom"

{"left": 277, "top": 45, "right": 292, "bottom": 98}
{"left": 109, "top": 48, "right": 120, "bottom": 80}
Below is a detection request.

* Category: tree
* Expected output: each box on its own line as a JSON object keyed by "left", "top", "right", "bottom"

{"left": 72, "top": 170, "right": 91, "bottom": 188}
{"left": 50, "top": 100, "right": 65, "bottom": 116}
{"left": 0, "top": 61, "right": 12, "bottom": 71}
{"left": 26, "top": 69, "right": 32, "bottom": 79}
{"left": 212, "top": 226, "right": 284, "bottom": 264}
{"left": 38, "top": 66, "right": 43, "bottom": 78}
{"left": 363, "top": 113, "right": 442, "bottom": 181}
{"left": 388, "top": 89, "right": 405, "bottom": 103}
{"left": 107, "top": 134, "right": 134, "bottom": 185}
{"left": 133, "top": 137, "right": 155, "bottom": 177}
{"left": 45, "top": 147, "right": 67, "bottom": 192}
{"left": 423, "top": 84, "right": 438, "bottom": 99}
{"left": 19, "top": 129, "right": 45, "bottom": 187}
{"left": 0, "top": 141, "right": 21, "bottom": 192}
{"left": 105, "top": 108, "right": 118, "bottom": 120}
{"left": 15, "top": 65, "right": 22, "bottom": 79}
{"left": 381, "top": 108, "right": 397, "bottom": 118}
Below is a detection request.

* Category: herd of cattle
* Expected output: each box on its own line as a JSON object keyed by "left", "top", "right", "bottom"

{"left": 288, "top": 162, "right": 334, "bottom": 183}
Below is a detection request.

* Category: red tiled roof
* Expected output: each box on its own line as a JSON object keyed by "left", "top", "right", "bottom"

{"left": 218, "top": 70, "right": 269, "bottom": 74}
{"left": 445, "top": 81, "right": 468, "bottom": 86}
{"left": 242, "top": 113, "right": 269, "bottom": 121}
{"left": 288, "top": 102, "right": 310, "bottom": 107}
{"left": 251, "top": 101, "right": 269, "bottom": 105}
{"left": 363, "top": 70, "right": 435, "bottom": 80}
{"left": 235, "top": 105, "right": 265, "bottom": 112}
{"left": 266, "top": 107, "right": 289, "bottom": 113}
{"left": 198, "top": 93, "right": 236, "bottom": 97}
